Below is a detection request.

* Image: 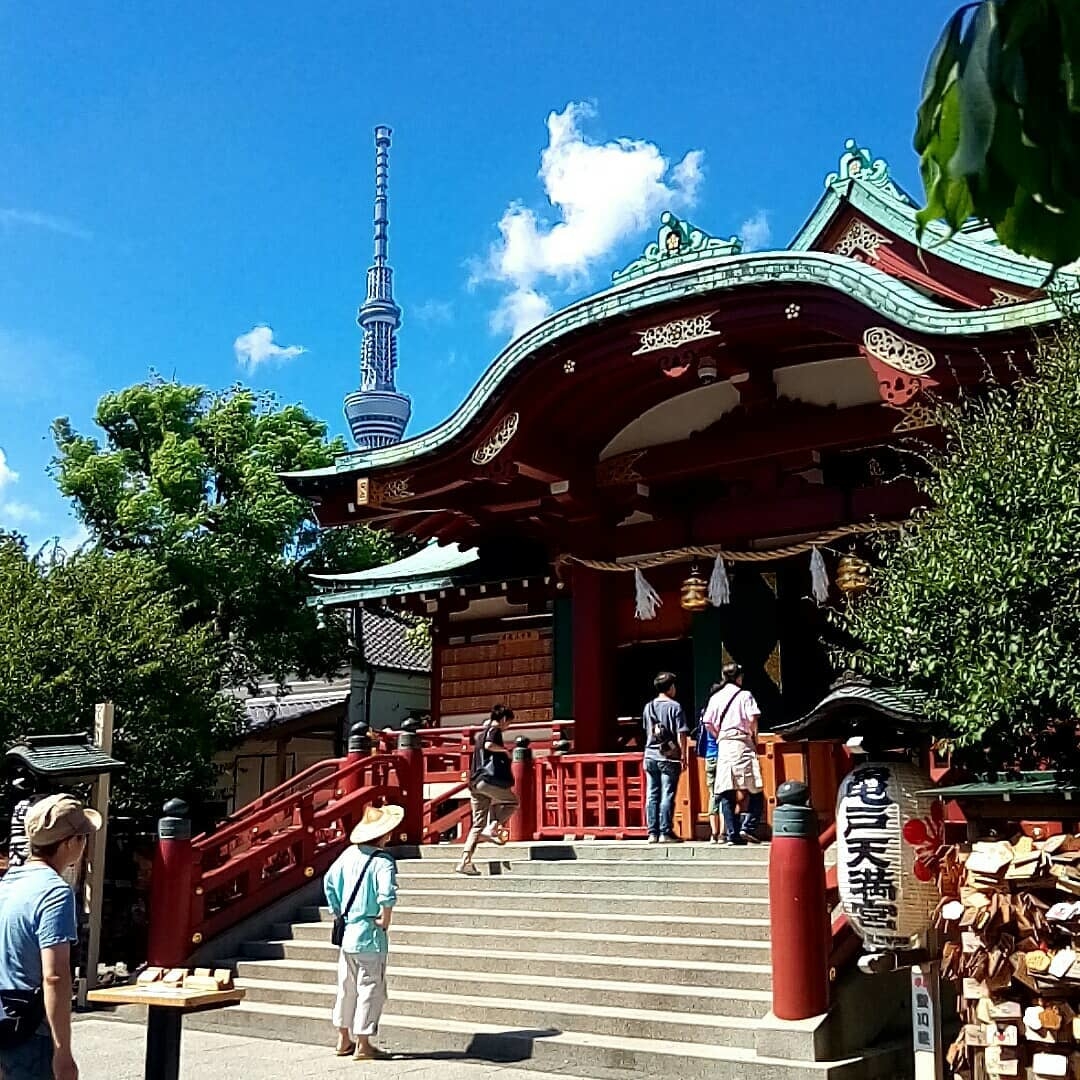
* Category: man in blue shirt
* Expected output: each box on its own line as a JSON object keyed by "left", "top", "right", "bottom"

{"left": 0, "top": 793, "right": 102, "bottom": 1080}
{"left": 324, "top": 803, "right": 401, "bottom": 1061}
{"left": 642, "top": 672, "right": 690, "bottom": 843}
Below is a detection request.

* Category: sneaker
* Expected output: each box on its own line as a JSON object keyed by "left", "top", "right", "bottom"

{"left": 660, "top": 833, "right": 682, "bottom": 844}
{"left": 709, "top": 834, "right": 720, "bottom": 845}
{"left": 727, "top": 836, "right": 748, "bottom": 846}
{"left": 647, "top": 834, "right": 660, "bottom": 844}
{"left": 741, "top": 830, "right": 764, "bottom": 845}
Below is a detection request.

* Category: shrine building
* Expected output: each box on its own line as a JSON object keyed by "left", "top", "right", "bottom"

{"left": 284, "top": 136, "right": 1069, "bottom": 755}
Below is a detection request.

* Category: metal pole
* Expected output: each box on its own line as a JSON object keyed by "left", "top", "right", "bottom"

{"left": 79, "top": 702, "right": 113, "bottom": 1005}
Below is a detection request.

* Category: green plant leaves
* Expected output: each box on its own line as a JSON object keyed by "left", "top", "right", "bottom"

{"left": 840, "top": 320, "right": 1080, "bottom": 771}
{"left": 915, "top": 0, "right": 1080, "bottom": 267}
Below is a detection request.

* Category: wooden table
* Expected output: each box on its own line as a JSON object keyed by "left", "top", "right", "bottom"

{"left": 87, "top": 985, "right": 245, "bottom": 1080}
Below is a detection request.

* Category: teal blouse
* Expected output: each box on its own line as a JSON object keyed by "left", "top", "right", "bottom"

{"left": 323, "top": 845, "right": 397, "bottom": 954}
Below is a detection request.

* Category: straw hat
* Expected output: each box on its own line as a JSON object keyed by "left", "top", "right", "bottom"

{"left": 349, "top": 803, "right": 405, "bottom": 845}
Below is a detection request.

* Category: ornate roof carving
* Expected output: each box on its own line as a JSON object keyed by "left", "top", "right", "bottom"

{"left": 825, "top": 138, "right": 914, "bottom": 206}
{"left": 612, "top": 211, "right": 741, "bottom": 284}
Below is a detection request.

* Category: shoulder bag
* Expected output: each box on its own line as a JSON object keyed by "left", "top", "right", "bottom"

{"left": 331, "top": 849, "right": 382, "bottom": 948}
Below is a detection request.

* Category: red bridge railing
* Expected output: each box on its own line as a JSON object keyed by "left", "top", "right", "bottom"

{"left": 148, "top": 750, "right": 411, "bottom": 967}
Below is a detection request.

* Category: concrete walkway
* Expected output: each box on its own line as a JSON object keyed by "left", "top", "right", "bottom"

{"left": 75, "top": 1017, "right": 581, "bottom": 1080}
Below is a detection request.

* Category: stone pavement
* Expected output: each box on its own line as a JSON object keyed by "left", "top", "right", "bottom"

{"left": 74, "top": 1017, "right": 581, "bottom": 1080}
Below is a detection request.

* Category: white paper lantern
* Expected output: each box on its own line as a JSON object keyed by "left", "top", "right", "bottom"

{"left": 836, "top": 760, "right": 942, "bottom": 950}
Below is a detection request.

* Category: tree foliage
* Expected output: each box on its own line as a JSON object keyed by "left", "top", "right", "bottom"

{"left": 916, "top": 0, "right": 1080, "bottom": 267}
{"left": 841, "top": 321, "right": 1080, "bottom": 772}
{"left": 52, "top": 380, "right": 399, "bottom": 689}
{"left": 0, "top": 533, "right": 241, "bottom": 814}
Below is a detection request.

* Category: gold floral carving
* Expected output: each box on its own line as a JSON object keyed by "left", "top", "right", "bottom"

{"left": 862, "top": 326, "right": 936, "bottom": 377}
{"left": 632, "top": 313, "right": 723, "bottom": 355}
{"left": 891, "top": 402, "right": 936, "bottom": 432}
{"left": 380, "top": 477, "right": 414, "bottom": 502}
{"left": 596, "top": 451, "right": 645, "bottom": 487}
{"left": 991, "top": 287, "right": 1026, "bottom": 307}
{"left": 471, "top": 412, "right": 520, "bottom": 466}
{"left": 833, "top": 220, "right": 888, "bottom": 259}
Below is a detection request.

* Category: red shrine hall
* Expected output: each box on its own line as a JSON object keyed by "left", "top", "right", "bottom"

{"left": 284, "top": 138, "right": 1064, "bottom": 837}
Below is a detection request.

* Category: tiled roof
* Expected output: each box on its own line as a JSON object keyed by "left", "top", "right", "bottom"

{"left": 5, "top": 734, "right": 125, "bottom": 778}
{"left": 311, "top": 542, "right": 477, "bottom": 585}
{"left": 360, "top": 608, "right": 430, "bottom": 673}
{"left": 243, "top": 691, "right": 346, "bottom": 734}
{"left": 775, "top": 682, "right": 931, "bottom": 742}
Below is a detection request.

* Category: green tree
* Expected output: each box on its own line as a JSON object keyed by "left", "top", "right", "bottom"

{"left": 52, "top": 380, "right": 399, "bottom": 689}
{"left": 0, "top": 533, "right": 240, "bottom": 814}
{"left": 841, "top": 321, "right": 1080, "bottom": 772}
{"left": 916, "top": 1, "right": 1080, "bottom": 267}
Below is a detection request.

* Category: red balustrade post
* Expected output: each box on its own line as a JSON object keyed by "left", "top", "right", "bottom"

{"left": 768, "top": 780, "right": 829, "bottom": 1021}
{"left": 147, "top": 799, "right": 195, "bottom": 967}
{"left": 341, "top": 721, "right": 374, "bottom": 795}
{"left": 396, "top": 720, "right": 425, "bottom": 845}
{"left": 510, "top": 737, "right": 535, "bottom": 841}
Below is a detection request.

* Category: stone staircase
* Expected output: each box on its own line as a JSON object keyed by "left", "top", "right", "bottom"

{"left": 189, "top": 842, "right": 908, "bottom": 1079}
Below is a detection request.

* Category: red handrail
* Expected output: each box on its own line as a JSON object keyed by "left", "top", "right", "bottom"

{"left": 534, "top": 752, "right": 646, "bottom": 839}
{"left": 184, "top": 753, "right": 407, "bottom": 952}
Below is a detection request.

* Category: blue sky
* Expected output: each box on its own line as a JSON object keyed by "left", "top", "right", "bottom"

{"left": 0, "top": 0, "right": 959, "bottom": 546}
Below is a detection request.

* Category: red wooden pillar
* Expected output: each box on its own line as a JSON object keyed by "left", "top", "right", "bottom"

{"left": 510, "top": 737, "right": 536, "bottom": 841}
{"left": 396, "top": 722, "right": 425, "bottom": 844}
{"left": 768, "top": 780, "right": 829, "bottom": 1020}
{"left": 147, "top": 799, "right": 195, "bottom": 968}
{"left": 570, "top": 564, "right": 616, "bottom": 753}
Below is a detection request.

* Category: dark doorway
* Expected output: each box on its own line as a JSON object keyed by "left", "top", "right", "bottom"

{"left": 615, "top": 638, "right": 695, "bottom": 722}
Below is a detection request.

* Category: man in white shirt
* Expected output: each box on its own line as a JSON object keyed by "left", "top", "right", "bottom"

{"left": 701, "top": 663, "right": 765, "bottom": 845}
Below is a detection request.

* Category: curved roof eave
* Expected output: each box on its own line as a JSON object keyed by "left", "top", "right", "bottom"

{"left": 790, "top": 179, "right": 1070, "bottom": 290}
{"left": 282, "top": 249, "right": 1063, "bottom": 482}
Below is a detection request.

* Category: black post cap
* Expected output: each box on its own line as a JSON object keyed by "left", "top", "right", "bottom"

{"left": 776, "top": 780, "right": 811, "bottom": 807}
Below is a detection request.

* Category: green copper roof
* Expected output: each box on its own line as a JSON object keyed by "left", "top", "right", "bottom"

{"left": 792, "top": 138, "right": 1077, "bottom": 290}
{"left": 918, "top": 771, "right": 1079, "bottom": 801}
{"left": 310, "top": 541, "right": 479, "bottom": 607}
{"left": 282, "top": 248, "right": 1066, "bottom": 483}
{"left": 6, "top": 734, "right": 125, "bottom": 778}
{"left": 775, "top": 683, "right": 931, "bottom": 742}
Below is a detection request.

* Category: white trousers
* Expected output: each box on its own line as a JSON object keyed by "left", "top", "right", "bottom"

{"left": 332, "top": 950, "right": 387, "bottom": 1036}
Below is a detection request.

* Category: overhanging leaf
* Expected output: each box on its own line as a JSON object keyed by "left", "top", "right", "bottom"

{"left": 952, "top": 0, "right": 1000, "bottom": 176}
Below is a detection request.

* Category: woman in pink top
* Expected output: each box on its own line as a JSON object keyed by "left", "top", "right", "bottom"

{"left": 702, "top": 663, "right": 765, "bottom": 845}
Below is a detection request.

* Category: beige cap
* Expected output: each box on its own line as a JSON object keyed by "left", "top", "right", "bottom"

{"left": 349, "top": 804, "right": 404, "bottom": 846}
{"left": 25, "top": 794, "right": 102, "bottom": 847}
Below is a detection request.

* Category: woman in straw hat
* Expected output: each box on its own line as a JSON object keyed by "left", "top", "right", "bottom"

{"left": 324, "top": 802, "right": 403, "bottom": 1060}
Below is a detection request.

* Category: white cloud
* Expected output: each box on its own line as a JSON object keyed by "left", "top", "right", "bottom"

{"left": 0, "top": 448, "right": 17, "bottom": 490}
{"left": 478, "top": 102, "right": 705, "bottom": 340}
{"left": 739, "top": 210, "right": 772, "bottom": 253}
{"left": 413, "top": 299, "right": 454, "bottom": 325}
{"left": 0, "top": 501, "right": 42, "bottom": 524}
{"left": 233, "top": 325, "right": 307, "bottom": 373}
{"left": 0, "top": 208, "right": 91, "bottom": 241}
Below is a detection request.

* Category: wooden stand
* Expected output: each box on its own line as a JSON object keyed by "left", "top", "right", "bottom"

{"left": 87, "top": 985, "right": 245, "bottom": 1080}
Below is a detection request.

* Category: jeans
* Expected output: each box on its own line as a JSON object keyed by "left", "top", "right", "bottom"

{"left": 644, "top": 758, "right": 681, "bottom": 837}
{"left": 0, "top": 1032, "right": 53, "bottom": 1080}
{"left": 718, "top": 789, "right": 765, "bottom": 842}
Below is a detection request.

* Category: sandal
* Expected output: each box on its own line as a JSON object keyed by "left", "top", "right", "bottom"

{"left": 335, "top": 1043, "right": 356, "bottom": 1057}
{"left": 454, "top": 861, "right": 479, "bottom": 876}
{"left": 354, "top": 1046, "right": 388, "bottom": 1060}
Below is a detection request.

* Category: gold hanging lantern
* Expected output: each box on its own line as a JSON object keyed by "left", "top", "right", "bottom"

{"left": 680, "top": 564, "right": 709, "bottom": 612}
{"left": 836, "top": 554, "right": 871, "bottom": 596}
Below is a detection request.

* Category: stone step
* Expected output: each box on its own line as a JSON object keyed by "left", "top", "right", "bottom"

{"left": 393, "top": 841, "right": 773, "bottom": 864}
{"left": 235, "top": 968, "right": 772, "bottom": 1018}
{"left": 246, "top": 926, "right": 770, "bottom": 965}
{"left": 280, "top": 907, "right": 771, "bottom": 942}
{"left": 394, "top": 869, "right": 771, "bottom": 896}
{"left": 234, "top": 947, "right": 774, "bottom": 991}
{"left": 393, "top": 890, "right": 771, "bottom": 916}
{"left": 186, "top": 1000, "right": 901, "bottom": 1080}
